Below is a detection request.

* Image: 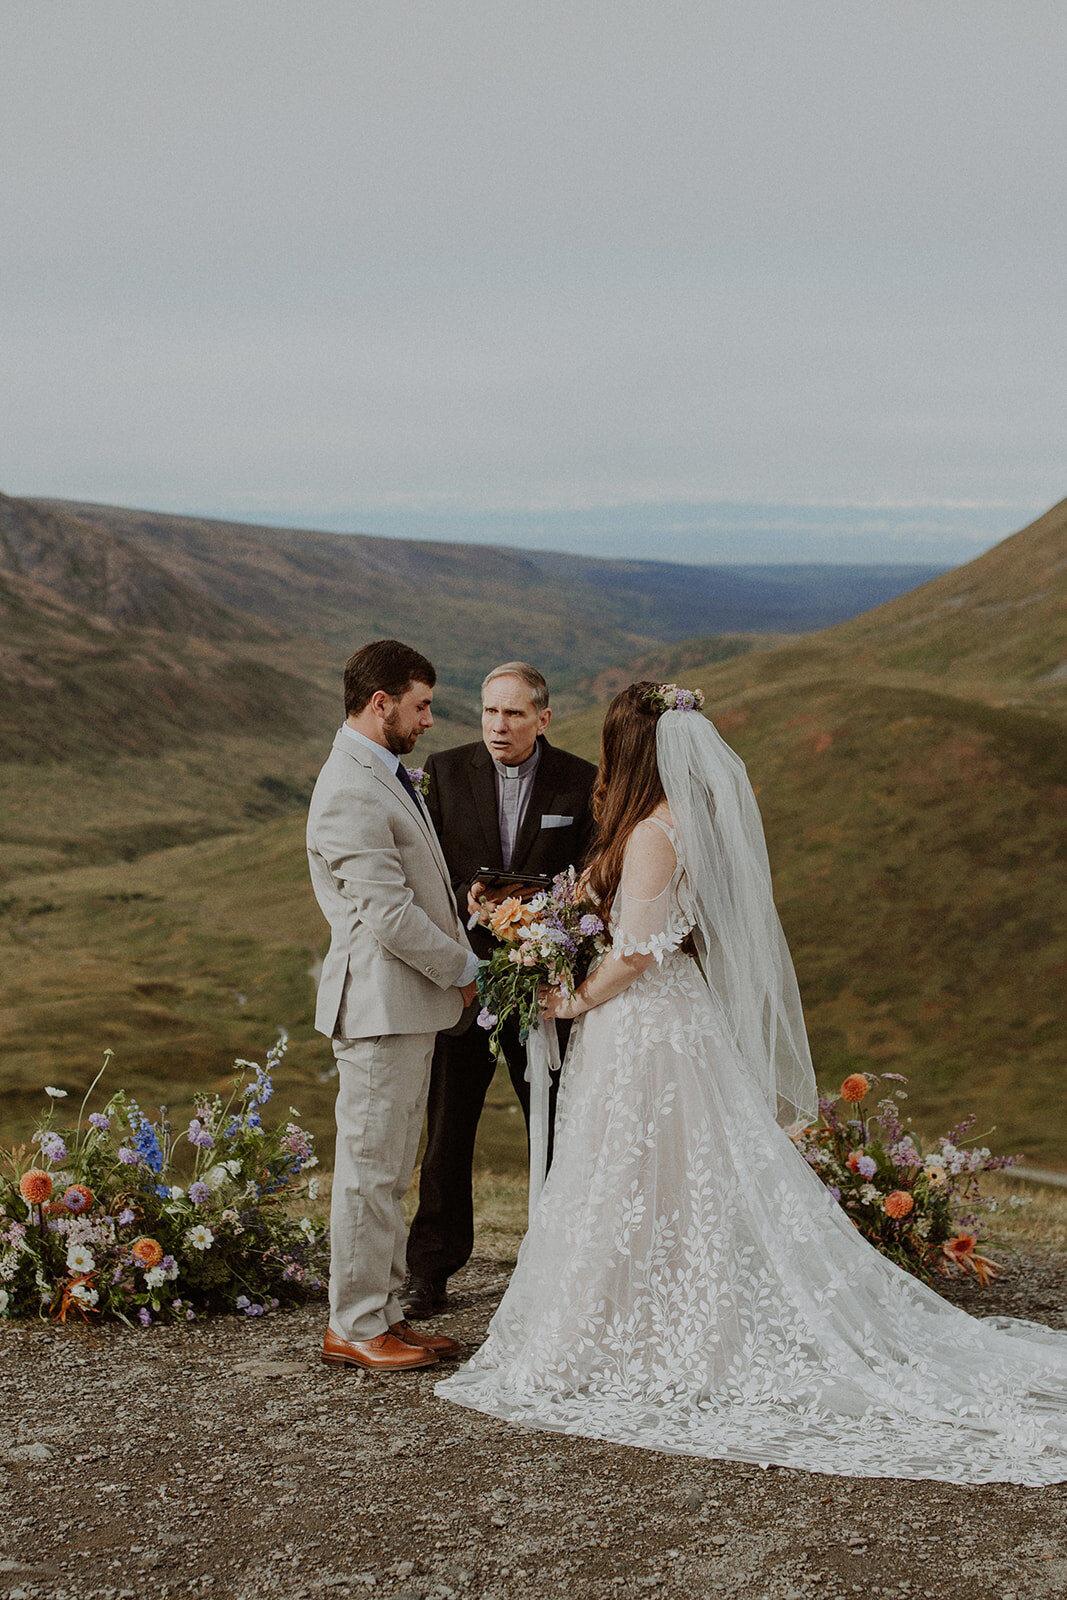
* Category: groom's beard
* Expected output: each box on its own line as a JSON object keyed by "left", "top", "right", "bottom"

{"left": 382, "top": 709, "right": 419, "bottom": 756}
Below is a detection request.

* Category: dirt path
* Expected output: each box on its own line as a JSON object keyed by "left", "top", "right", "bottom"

{"left": 2, "top": 1248, "right": 1065, "bottom": 1600}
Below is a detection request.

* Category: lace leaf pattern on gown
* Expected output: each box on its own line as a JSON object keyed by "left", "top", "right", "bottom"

{"left": 437, "top": 825, "right": 1067, "bottom": 1484}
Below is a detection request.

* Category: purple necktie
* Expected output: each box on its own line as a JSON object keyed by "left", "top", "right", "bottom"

{"left": 395, "top": 761, "right": 421, "bottom": 807}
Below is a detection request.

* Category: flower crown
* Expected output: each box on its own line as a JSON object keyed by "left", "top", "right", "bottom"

{"left": 645, "top": 682, "right": 705, "bottom": 713}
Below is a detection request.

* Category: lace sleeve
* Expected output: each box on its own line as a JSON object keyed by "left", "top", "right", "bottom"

{"left": 611, "top": 818, "right": 694, "bottom": 963}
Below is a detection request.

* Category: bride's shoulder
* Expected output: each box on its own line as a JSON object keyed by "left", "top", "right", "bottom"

{"left": 622, "top": 809, "right": 679, "bottom": 897}
{"left": 633, "top": 804, "right": 676, "bottom": 836}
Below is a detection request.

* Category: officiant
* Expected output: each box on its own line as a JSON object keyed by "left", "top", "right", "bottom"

{"left": 404, "top": 661, "right": 597, "bottom": 1319}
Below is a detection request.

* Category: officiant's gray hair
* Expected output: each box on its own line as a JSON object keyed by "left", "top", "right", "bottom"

{"left": 481, "top": 661, "right": 550, "bottom": 713}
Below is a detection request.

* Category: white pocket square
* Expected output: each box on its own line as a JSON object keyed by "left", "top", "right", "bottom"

{"left": 540, "top": 814, "right": 574, "bottom": 829}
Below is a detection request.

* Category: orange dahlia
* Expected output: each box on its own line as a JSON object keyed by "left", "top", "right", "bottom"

{"left": 883, "top": 1190, "right": 914, "bottom": 1219}
{"left": 19, "top": 1168, "right": 53, "bottom": 1204}
{"left": 841, "top": 1074, "right": 869, "bottom": 1103}
{"left": 943, "top": 1234, "right": 1001, "bottom": 1286}
{"left": 62, "top": 1184, "right": 94, "bottom": 1213}
{"left": 131, "top": 1236, "right": 163, "bottom": 1270}
{"left": 487, "top": 896, "right": 532, "bottom": 941}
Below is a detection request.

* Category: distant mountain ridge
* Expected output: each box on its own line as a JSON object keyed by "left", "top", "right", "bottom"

{"left": 26, "top": 495, "right": 947, "bottom": 683}
{"left": 0, "top": 486, "right": 944, "bottom": 880}
{"left": 0, "top": 494, "right": 265, "bottom": 640}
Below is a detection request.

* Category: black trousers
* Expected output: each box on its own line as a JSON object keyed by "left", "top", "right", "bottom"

{"left": 405, "top": 1014, "right": 564, "bottom": 1286}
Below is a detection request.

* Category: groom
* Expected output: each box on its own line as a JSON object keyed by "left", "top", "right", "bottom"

{"left": 307, "top": 639, "right": 479, "bottom": 1371}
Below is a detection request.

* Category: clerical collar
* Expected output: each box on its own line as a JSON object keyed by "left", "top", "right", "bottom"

{"left": 490, "top": 741, "right": 541, "bottom": 781}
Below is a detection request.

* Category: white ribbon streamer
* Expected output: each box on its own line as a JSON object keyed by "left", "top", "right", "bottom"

{"left": 524, "top": 1018, "right": 561, "bottom": 1226}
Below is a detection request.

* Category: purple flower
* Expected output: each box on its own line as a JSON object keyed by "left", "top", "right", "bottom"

{"left": 246, "top": 1303, "right": 265, "bottom": 1317}
{"left": 675, "top": 689, "right": 696, "bottom": 711}
{"left": 476, "top": 1007, "right": 498, "bottom": 1031}
{"left": 117, "top": 1207, "right": 136, "bottom": 1226}
{"left": 186, "top": 1309, "right": 196, "bottom": 1321}
{"left": 187, "top": 1119, "right": 215, "bottom": 1150}
{"left": 117, "top": 1147, "right": 138, "bottom": 1165}
{"left": 235, "top": 1294, "right": 250, "bottom": 1310}
{"left": 138, "top": 1307, "right": 152, "bottom": 1327}
{"left": 827, "top": 1185, "right": 842, "bottom": 1203}
{"left": 188, "top": 1181, "right": 210, "bottom": 1206}
{"left": 280, "top": 1123, "right": 313, "bottom": 1163}
{"left": 88, "top": 1113, "right": 111, "bottom": 1131}
{"left": 857, "top": 1155, "right": 877, "bottom": 1179}
{"left": 39, "top": 1132, "right": 67, "bottom": 1162}
{"left": 578, "top": 913, "right": 604, "bottom": 937}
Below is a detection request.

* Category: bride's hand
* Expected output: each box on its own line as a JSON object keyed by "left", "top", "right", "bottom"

{"left": 539, "top": 984, "right": 584, "bottom": 1021}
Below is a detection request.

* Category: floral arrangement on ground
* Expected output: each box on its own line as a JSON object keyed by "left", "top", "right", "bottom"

{"left": 0, "top": 1035, "right": 328, "bottom": 1326}
{"left": 793, "top": 1071, "right": 1020, "bottom": 1285}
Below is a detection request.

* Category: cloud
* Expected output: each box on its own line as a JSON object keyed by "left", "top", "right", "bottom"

{"left": 2, "top": 2, "right": 1065, "bottom": 553}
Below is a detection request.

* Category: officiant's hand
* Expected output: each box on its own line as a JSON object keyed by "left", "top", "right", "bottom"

{"left": 467, "top": 880, "right": 537, "bottom": 921}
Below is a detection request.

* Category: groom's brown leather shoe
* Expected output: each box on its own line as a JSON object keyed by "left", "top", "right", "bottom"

{"left": 389, "top": 1319, "right": 462, "bottom": 1360}
{"left": 321, "top": 1327, "right": 438, "bottom": 1371}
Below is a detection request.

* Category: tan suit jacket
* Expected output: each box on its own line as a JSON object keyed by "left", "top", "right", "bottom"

{"left": 307, "top": 730, "right": 471, "bottom": 1039}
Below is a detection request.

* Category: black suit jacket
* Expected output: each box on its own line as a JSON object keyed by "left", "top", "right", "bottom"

{"left": 425, "top": 736, "right": 597, "bottom": 961}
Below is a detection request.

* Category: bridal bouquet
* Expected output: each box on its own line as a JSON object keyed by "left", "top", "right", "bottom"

{"left": 790, "top": 1072, "right": 1016, "bottom": 1285}
{"left": 0, "top": 1035, "right": 328, "bottom": 1326}
{"left": 475, "top": 867, "right": 609, "bottom": 1053}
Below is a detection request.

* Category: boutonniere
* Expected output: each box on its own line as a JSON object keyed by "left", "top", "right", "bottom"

{"left": 406, "top": 767, "right": 430, "bottom": 798}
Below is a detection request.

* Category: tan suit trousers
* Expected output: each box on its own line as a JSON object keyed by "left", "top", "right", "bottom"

{"left": 328, "top": 1030, "right": 435, "bottom": 1341}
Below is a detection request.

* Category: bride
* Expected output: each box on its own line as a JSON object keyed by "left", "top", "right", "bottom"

{"left": 436, "top": 682, "right": 1067, "bottom": 1484}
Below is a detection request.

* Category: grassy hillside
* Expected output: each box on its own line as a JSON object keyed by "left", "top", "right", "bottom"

{"left": 2, "top": 496, "right": 1062, "bottom": 1172}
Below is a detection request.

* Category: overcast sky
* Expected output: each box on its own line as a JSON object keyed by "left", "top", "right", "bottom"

{"left": 2, "top": 2, "right": 1064, "bottom": 564}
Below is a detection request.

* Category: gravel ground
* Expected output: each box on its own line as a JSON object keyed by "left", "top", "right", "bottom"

{"left": 2, "top": 1246, "right": 1065, "bottom": 1600}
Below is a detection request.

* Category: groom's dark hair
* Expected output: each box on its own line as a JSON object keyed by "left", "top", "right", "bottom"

{"left": 344, "top": 639, "right": 437, "bottom": 716}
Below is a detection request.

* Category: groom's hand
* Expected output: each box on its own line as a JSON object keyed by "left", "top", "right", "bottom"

{"left": 460, "top": 981, "right": 478, "bottom": 1007}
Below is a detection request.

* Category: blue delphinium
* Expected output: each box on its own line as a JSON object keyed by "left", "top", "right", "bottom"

{"left": 126, "top": 1102, "right": 164, "bottom": 1174}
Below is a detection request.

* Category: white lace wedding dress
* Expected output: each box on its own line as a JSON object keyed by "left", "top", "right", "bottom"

{"left": 437, "top": 817, "right": 1067, "bottom": 1484}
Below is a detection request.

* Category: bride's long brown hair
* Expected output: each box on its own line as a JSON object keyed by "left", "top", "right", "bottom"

{"left": 586, "top": 682, "right": 665, "bottom": 924}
